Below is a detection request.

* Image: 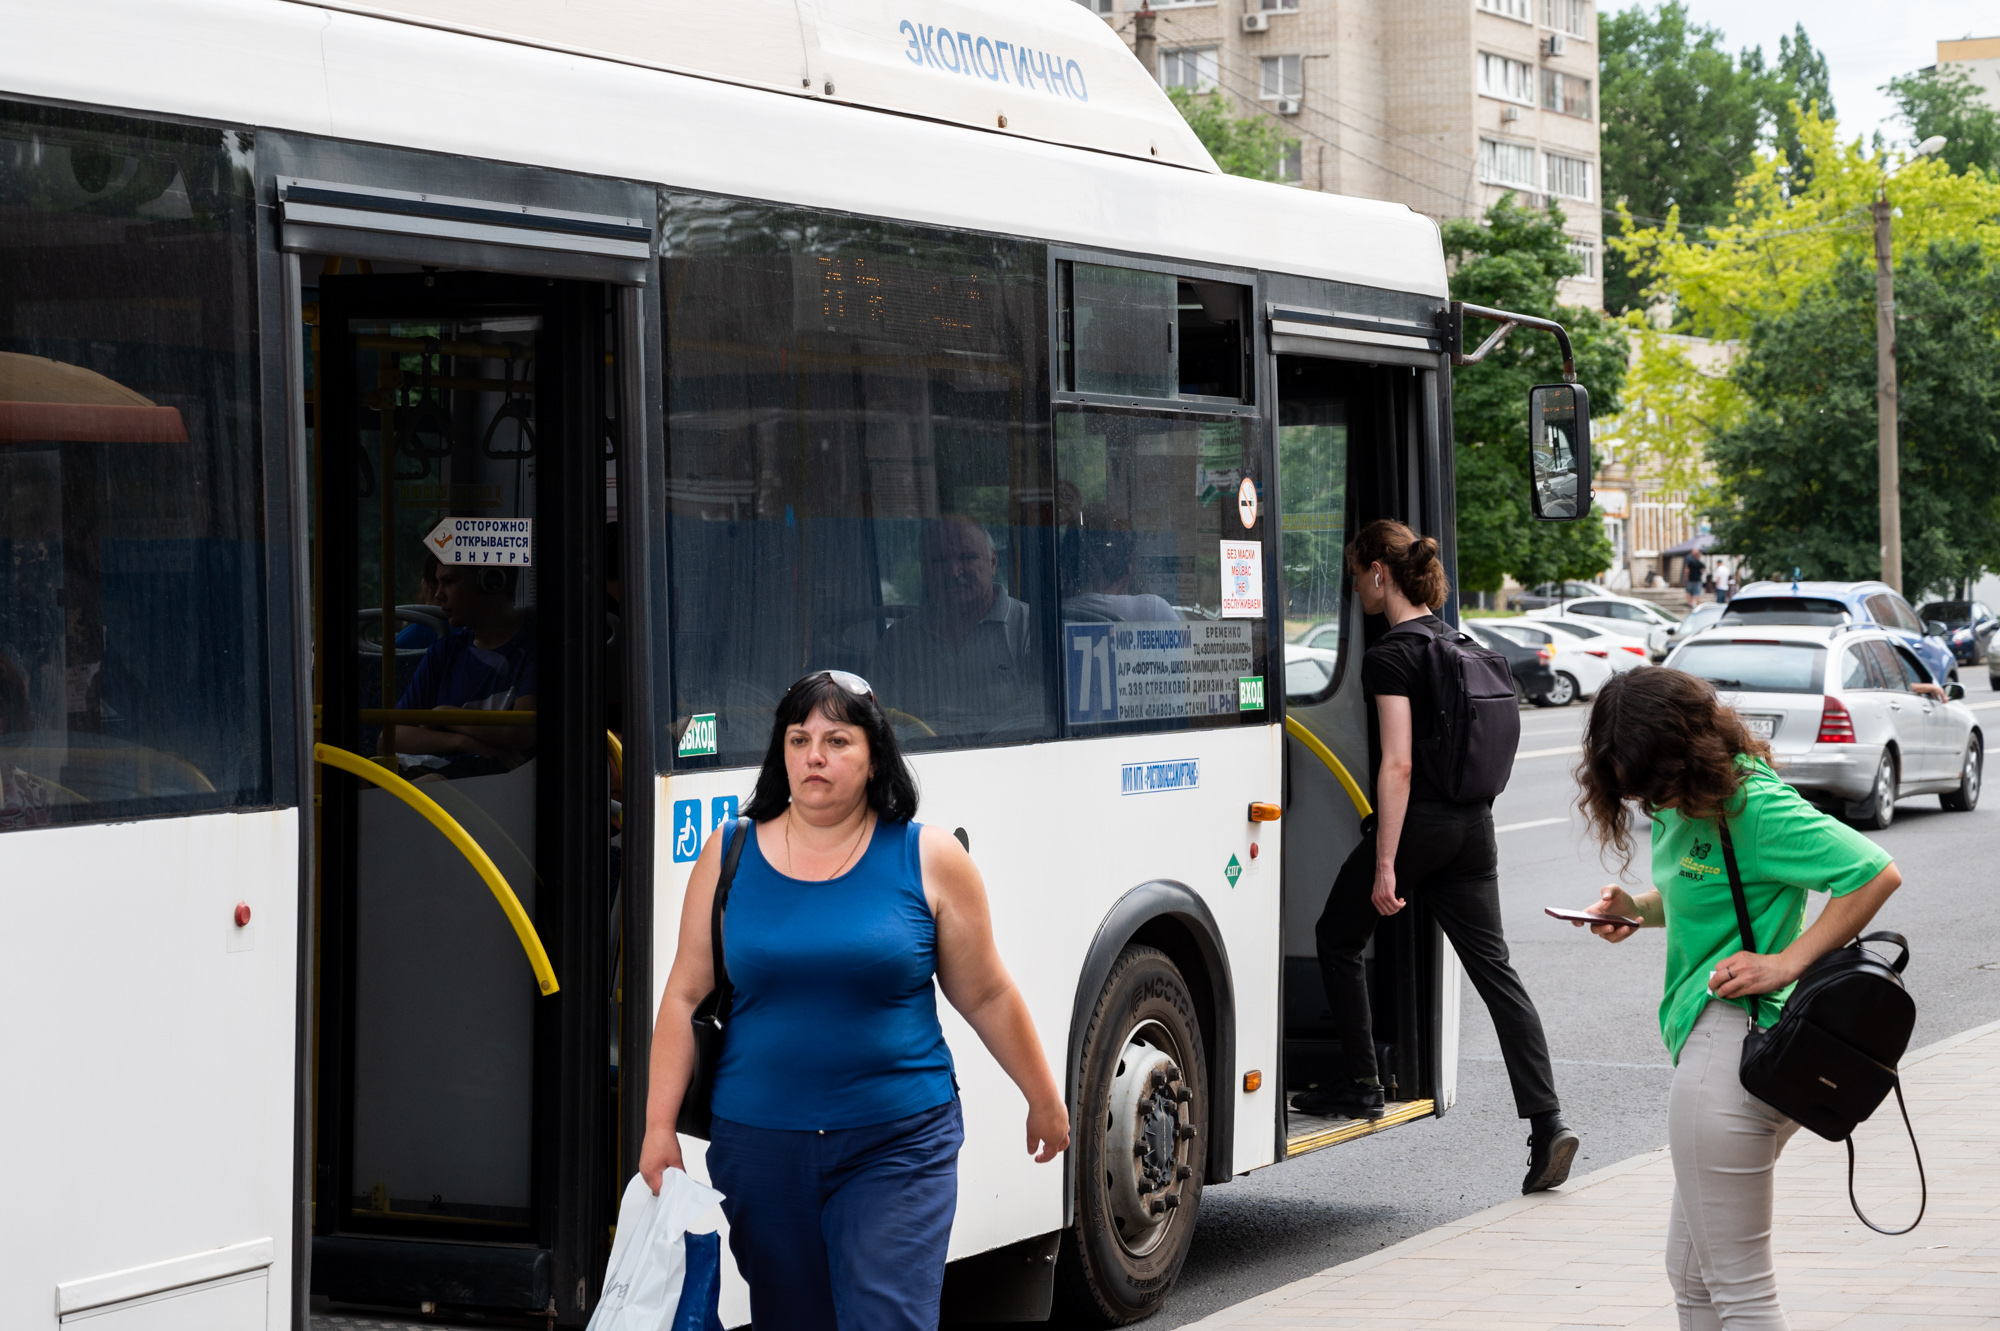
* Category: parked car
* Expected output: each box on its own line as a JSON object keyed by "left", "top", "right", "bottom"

{"left": 1534, "top": 616, "right": 1652, "bottom": 673}
{"left": 1284, "top": 641, "right": 1340, "bottom": 701}
{"left": 1511, "top": 580, "right": 1605, "bottom": 611}
{"left": 1917, "top": 599, "right": 1998, "bottom": 669}
{"left": 1664, "top": 623, "right": 1982, "bottom": 828}
{"left": 1721, "top": 580, "right": 1957, "bottom": 685}
{"left": 1462, "top": 621, "right": 1559, "bottom": 705}
{"left": 1525, "top": 593, "right": 1683, "bottom": 638}
{"left": 1648, "top": 600, "right": 1727, "bottom": 662}
{"left": 1483, "top": 618, "right": 1612, "bottom": 705}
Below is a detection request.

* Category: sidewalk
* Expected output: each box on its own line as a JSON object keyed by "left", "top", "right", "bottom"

{"left": 1187, "top": 1020, "right": 2000, "bottom": 1331}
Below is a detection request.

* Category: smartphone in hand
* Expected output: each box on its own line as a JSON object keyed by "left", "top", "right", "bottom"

{"left": 1545, "top": 905, "right": 1643, "bottom": 928}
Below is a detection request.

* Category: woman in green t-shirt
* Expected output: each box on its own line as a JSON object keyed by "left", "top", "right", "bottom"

{"left": 1568, "top": 668, "right": 1901, "bottom": 1331}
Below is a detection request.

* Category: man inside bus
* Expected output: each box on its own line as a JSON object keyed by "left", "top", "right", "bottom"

{"left": 1060, "top": 519, "right": 1178, "bottom": 624}
{"left": 389, "top": 561, "right": 537, "bottom": 777}
{"left": 873, "top": 514, "right": 1038, "bottom": 739}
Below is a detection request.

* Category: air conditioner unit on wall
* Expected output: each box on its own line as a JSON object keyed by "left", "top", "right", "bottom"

{"left": 1500, "top": 104, "right": 1521, "bottom": 122}
{"left": 1274, "top": 96, "right": 1301, "bottom": 115}
{"left": 1242, "top": 12, "right": 1271, "bottom": 33}
{"left": 1544, "top": 33, "right": 1566, "bottom": 57}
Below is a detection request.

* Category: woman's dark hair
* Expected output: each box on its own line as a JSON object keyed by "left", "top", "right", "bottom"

{"left": 1345, "top": 519, "right": 1448, "bottom": 610}
{"left": 1575, "top": 668, "right": 1773, "bottom": 868}
{"left": 742, "top": 673, "right": 920, "bottom": 823}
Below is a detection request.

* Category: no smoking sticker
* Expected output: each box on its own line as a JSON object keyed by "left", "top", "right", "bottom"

{"left": 1237, "top": 476, "right": 1258, "bottom": 529}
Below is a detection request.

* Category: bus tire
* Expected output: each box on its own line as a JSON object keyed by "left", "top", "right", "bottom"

{"left": 1055, "top": 944, "right": 1208, "bottom": 1326}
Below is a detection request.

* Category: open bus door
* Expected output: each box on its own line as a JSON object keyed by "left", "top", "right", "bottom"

{"left": 274, "top": 144, "right": 655, "bottom": 1326}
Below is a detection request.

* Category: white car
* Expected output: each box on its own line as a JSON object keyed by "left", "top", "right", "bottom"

{"left": 1483, "top": 618, "right": 1613, "bottom": 705}
{"left": 1527, "top": 593, "right": 1683, "bottom": 639}
{"left": 1524, "top": 615, "right": 1651, "bottom": 674}
{"left": 1649, "top": 600, "right": 1727, "bottom": 662}
{"left": 1664, "top": 623, "right": 1983, "bottom": 828}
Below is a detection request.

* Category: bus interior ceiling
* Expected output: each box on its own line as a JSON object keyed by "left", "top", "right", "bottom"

{"left": 1278, "top": 354, "right": 1440, "bottom": 1130}
{"left": 305, "top": 260, "right": 626, "bottom": 1321}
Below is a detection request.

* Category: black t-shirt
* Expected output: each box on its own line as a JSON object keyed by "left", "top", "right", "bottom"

{"left": 1360, "top": 614, "right": 1448, "bottom": 805}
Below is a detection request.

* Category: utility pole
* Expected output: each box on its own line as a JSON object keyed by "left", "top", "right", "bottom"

{"left": 1134, "top": 4, "right": 1157, "bottom": 83}
{"left": 1872, "top": 196, "right": 1901, "bottom": 594}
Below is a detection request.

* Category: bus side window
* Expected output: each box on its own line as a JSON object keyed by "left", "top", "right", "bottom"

{"left": 0, "top": 101, "right": 270, "bottom": 831}
{"left": 659, "top": 197, "right": 1059, "bottom": 764}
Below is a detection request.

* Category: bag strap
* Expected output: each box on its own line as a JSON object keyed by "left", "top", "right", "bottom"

{"left": 1846, "top": 1079, "right": 1927, "bottom": 1235}
{"left": 709, "top": 816, "right": 751, "bottom": 1020}
{"left": 1858, "top": 930, "right": 1912, "bottom": 974}
{"left": 1715, "top": 816, "right": 1764, "bottom": 1026}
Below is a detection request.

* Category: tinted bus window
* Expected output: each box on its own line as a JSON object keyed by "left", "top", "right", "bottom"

{"left": 1056, "top": 411, "right": 1270, "bottom": 732}
{"left": 0, "top": 102, "right": 268, "bottom": 831}
{"left": 661, "top": 197, "right": 1055, "bottom": 766}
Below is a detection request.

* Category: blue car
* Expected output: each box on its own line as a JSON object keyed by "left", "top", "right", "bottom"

{"left": 1721, "top": 580, "right": 1959, "bottom": 685}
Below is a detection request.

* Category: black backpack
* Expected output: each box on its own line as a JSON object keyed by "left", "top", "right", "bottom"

{"left": 1720, "top": 819, "right": 1926, "bottom": 1234}
{"left": 1388, "top": 619, "right": 1521, "bottom": 803}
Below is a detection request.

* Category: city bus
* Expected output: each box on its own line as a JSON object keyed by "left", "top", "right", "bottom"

{"left": 0, "top": 2, "right": 1590, "bottom": 1327}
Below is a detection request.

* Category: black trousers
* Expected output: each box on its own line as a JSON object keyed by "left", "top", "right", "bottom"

{"left": 1313, "top": 799, "right": 1560, "bottom": 1118}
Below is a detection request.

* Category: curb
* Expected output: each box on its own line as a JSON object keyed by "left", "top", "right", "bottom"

{"left": 1179, "top": 1016, "right": 2000, "bottom": 1330}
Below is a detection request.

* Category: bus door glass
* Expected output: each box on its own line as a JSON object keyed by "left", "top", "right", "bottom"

{"left": 308, "top": 267, "right": 614, "bottom": 1315}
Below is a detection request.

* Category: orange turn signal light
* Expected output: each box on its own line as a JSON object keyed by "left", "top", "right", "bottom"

{"left": 1243, "top": 1070, "right": 1263, "bottom": 1092}
{"left": 1248, "top": 801, "right": 1281, "bottom": 822}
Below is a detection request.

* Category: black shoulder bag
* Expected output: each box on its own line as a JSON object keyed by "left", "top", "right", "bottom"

{"left": 1717, "top": 817, "right": 1926, "bottom": 1234}
{"left": 675, "top": 815, "right": 751, "bottom": 1141}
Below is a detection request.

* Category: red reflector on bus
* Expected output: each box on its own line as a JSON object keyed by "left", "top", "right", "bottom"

{"left": 1816, "top": 696, "right": 1856, "bottom": 743}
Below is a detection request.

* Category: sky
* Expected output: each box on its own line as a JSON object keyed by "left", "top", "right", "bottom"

{"left": 1599, "top": 0, "right": 1998, "bottom": 151}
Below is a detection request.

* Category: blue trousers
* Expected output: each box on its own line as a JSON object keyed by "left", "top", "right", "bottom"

{"left": 708, "top": 1098, "right": 962, "bottom": 1331}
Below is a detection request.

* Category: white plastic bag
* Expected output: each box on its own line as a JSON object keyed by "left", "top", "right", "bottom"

{"left": 589, "top": 1168, "right": 725, "bottom": 1331}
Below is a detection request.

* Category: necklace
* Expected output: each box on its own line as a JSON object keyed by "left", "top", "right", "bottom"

{"left": 785, "top": 806, "right": 871, "bottom": 881}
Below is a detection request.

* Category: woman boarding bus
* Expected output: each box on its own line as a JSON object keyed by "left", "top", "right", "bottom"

{"left": 0, "top": 2, "right": 1599, "bottom": 1325}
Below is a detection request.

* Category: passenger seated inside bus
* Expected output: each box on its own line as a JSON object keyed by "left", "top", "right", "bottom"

{"left": 394, "top": 554, "right": 444, "bottom": 651}
{"left": 1061, "top": 519, "right": 1179, "bottom": 624}
{"left": 872, "top": 515, "right": 1037, "bottom": 739}
{"left": 389, "top": 563, "right": 537, "bottom": 777}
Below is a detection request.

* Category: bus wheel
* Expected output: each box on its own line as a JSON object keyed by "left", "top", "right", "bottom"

{"left": 1056, "top": 944, "right": 1207, "bottom": 1325}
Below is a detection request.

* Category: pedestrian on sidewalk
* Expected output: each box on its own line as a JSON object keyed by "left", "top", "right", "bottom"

{"left": 1306, "top": 519, "right": 1579, "bottom": 1193}
{"left": 1684, "top": 550, "right": 1707, "bottom": 608}
{"left": 1572, "top": 668, "right": 1902, "bottom": 1331}
{"left": 640, "top": 670, "right": 1070, "bottom": 1330}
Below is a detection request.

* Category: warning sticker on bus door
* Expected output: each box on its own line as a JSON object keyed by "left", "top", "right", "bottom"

{"left": 1064, "top": 621, "right": 1254, "bottom": 724}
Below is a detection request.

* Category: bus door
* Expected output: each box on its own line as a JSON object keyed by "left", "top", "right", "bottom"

{"left": 305, "top": 267, "right": 620, "bottom": 1323}
{"left": 1269, "top": 337, "right": 1451, "bottom": 1157}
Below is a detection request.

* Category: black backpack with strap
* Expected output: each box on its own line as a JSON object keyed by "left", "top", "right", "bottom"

{"left": 1388, "top": 618, "right": 1521, "bottom": 803}
{"left": 1718, "top": 818, "right": 1926, "bottom": 1234}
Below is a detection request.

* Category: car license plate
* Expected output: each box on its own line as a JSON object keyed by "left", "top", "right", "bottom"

{"left": 1744, "top": 716, "right": 1777, "bottom": 740}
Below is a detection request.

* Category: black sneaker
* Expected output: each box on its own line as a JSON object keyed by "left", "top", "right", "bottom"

{"left": 1291, "top": 1081, "right": 1386, "bottom": 1120}
{"left": 1522, "top": 1126, "right": 1579, "bottom": 1193}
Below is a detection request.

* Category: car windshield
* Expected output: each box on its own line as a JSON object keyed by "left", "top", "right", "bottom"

{"left": 1673, "top": 640, "right": 1826, "bottom": 694}
{"left": 1487, "top": 624, "right": 1550, "bottom": 646}
{"left": 1540, "top": 619, "right": 1602, "bottom": 640}
{"left": 1919, "top": 601, "right": 1972, "bottom": 626}
{"left": 1720, "top": 597, "right": 1849, "bottom": 627}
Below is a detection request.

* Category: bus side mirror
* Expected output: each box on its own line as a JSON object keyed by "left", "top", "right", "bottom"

{"left": 1528, "top": 383, "right": 1591, "bottom": 521}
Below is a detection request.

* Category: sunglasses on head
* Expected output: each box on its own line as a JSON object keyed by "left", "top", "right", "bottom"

{"left": 787, "top": 669, "right": 875, "bottom": 700}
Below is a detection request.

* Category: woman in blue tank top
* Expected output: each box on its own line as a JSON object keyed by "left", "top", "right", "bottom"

{"left": 640, "top": 671, "right": 1070, "bottom": 1330}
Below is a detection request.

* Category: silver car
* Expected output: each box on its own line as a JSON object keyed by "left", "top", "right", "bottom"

{"left": 1665, "top": 624, "right": 1983, "bottom": 829}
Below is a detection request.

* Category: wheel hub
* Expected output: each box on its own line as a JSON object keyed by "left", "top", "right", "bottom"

{"left": 1103, "top": 1028, "right": 1193, "bottom": 1257}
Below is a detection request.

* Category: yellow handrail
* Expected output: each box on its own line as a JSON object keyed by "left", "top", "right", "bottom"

{"left": 1284, "top": 715, "right": 1374, "bottom": 819}
{"left": 605, "top": 730, "right": 624, "bottom": 784}
{"left": 314, "top": 742, "right": 559, "bottom": 996}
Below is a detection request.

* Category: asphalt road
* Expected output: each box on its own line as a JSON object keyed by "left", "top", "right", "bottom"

{"left": 1074, "top": 667, "right": 2000, "bottom": 1329}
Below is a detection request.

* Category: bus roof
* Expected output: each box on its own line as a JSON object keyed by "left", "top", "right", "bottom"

{"left": 293, "top": 0, "right": 1220, "bottom": 174}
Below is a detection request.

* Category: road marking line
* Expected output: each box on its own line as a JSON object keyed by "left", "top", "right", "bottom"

{"left": 1496, "top": 816, "right": 1568, "bottom": 834}
{"left": 1516, "top": 744, "right": 1581, "bottom": 758}
{"left": 1969, "top": 701, "right": 2000, "bottom": 711}
{"left": 1465, "top": 1054, "right": 1672, "bottom": 1070}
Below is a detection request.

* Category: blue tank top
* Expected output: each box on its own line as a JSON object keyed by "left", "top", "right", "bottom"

{"left": 711, "top": 817, "right": 957, "bottom": 1130}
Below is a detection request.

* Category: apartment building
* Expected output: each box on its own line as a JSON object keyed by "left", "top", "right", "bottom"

{"left": 1084, "top": 0, "right": 1604, "bottom": 307}
{"left": 1933, "top": 35, "right": 2000, "bottom": 106}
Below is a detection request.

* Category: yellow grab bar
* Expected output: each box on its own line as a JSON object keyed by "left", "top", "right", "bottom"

{"left": 606, "top": 730, "right": 624, "bottom": 784}
{"left": 1284, "top": 715, "right": 1374, "bottom": 820}
{"left": 314, "top": 742, "right": 559, "bottom": 996}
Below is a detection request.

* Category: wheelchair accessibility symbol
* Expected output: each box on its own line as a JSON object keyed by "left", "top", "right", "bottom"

{"left": 672, "top": 799, "right": 701, "bottom": 863}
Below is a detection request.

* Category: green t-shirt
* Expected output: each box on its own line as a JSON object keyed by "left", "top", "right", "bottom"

{"left": 1651, "top": 760, "right": 1891, "bottom": 1063}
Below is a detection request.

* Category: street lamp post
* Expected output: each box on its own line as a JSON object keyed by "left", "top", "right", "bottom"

{"left": 1874, "top": 135, "right": 1946, "bottom": 595}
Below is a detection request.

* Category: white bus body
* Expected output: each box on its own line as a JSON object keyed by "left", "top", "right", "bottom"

{"left": 0, "top": 2, "right": 1473, "bottom": 1327}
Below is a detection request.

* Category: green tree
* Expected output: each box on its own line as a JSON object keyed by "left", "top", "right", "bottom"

{"left": 1708, "top": 243, "right": 2000, "bottom": 598}
{"left": 1599, "top": 4, "right": 1773, "bottom": 314}
{"left": 1165, "top": 86, "right": 1289, "bottom": 182}
{"left": 1445, "top": 195, "right": 1627, "bottom": 593}
{"left": 1769, "top": 25, "right": 1836, "bottom": 193}
{"left": 1885, "top": 64, "right": 2000, "bottom": 177}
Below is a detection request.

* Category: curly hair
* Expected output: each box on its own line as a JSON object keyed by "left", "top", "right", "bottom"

{"left": 1575, "top": 667, "right": 1773, "bottom": 869}
{"left": 1344, "top": 519, "right": 1449, "bottom": 610}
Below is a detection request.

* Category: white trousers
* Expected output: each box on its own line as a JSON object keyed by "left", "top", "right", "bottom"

{"left": 1666, "top": 1001, "right": 1803, "bottom": 1330}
